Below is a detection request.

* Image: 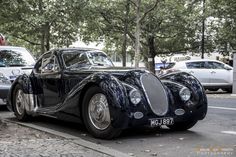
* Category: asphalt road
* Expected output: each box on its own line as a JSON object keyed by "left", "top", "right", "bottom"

{"left": 1, "top": 95, "right": 236, "bottom": 157}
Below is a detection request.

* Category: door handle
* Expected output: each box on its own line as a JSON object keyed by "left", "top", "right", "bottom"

{"left": 211, "top": 71, "right": 216, "bottom": 74}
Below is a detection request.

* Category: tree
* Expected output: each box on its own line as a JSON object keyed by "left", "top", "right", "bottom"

{"left": 80, "top": 0, "right": 136, "bottom": 67}
{"left": 0, "top": 0, "right": 87, "bottom": 55}
{"left": 209, "top": 0, "right": 236, "bottom": 52}
{"left": 133, "top": 0, "right": 203, "bottom": 72}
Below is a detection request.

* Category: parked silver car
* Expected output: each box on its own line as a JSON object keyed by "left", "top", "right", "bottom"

{"left": 0, "top": 46, "right": 35, "bottom": 105}
{"left": 162, "top": 59, "right": 233, "bottom": 92}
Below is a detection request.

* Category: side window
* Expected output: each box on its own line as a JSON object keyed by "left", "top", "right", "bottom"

{"left": 41, "top": 54, "right": 59, "bottom": 74}
{"left": 207, "top": 62, "right": 224, "bottom": 69}
{"left": 186, "top": 62, "right": 205, "bottom": 69}
{"left": 35, "top": 59, "right": 42, "bottom": 73}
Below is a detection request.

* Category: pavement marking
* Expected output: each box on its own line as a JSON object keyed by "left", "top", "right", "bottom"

{"left": 4, "top": 119, "right": 130, "bottom": 157}
{"left": 208, "top": 106, "right": 236, "bottom": 111}
{"left": 221, "top": 131, "right": 236, "bottom": 135}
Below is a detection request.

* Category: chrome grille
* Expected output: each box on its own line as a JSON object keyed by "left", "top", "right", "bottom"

{"left": 140, "top": 73, "right": 168, "bottom": 116}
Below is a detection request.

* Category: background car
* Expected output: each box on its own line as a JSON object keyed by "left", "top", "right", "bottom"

{"left": 0, "top": 72, "right": 11, "bottom": 105}
{"left": 7, "top": 48, "right": 207, "bottom": 139}
{"left": 162, "top": 59, "right": 233, "bottom": 92}
{"left": 0, "top": 46, "right": 35, "bottom": 105}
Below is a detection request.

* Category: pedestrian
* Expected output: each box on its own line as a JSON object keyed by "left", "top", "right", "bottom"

{"left": 0, "top": 34, "right": 6, "bottom": 46}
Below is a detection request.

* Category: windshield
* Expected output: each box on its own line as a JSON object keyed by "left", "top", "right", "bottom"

{"left": 87, "top": 51, "right": 113, "bottom": 67}
{"left": 62, "top": 51, "right": 91, "bottom": 69}
{"left": 0, "top": 47, "right": 35, "bottom": 67}
{"left": 62, "top": 50, "right": 114, "bottom": 69}
{"left": 164, "top": 63, "right": 175, "bottom": 69}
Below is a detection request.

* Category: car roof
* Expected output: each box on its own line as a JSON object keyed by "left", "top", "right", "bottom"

{"left": 38, "top": 47, "right": 105, "bottom": 59}
{"left": 176, "top": 59, "right": 225, "bottom": 63}
{"left": 55, "top": 47, "right": 98, "bottom": 52}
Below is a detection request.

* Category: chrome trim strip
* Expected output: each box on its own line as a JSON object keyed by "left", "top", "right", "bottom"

{"left": 24, "top": 94, "right": 38, "bottom": 115}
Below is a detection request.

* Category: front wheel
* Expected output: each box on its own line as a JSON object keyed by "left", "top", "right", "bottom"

{"left": 82, "top": 86, "right": 122, "bottom": 139}
{"left": 167, "top": 119, "right": 198, "bottom": 131}
{"left": 13, "top": 84, "right": 30, "bottom": 121}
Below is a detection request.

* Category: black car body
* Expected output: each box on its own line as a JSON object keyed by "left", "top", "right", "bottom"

{"left": 8, "top": 48, "right": 207, "bottom": 139}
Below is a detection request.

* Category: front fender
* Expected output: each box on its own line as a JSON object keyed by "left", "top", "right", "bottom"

{"left": 160, "top": 72, "right": 208, "bottom": 120}
{"left": 62, "top": 72, "right": 130, "bottom": 129}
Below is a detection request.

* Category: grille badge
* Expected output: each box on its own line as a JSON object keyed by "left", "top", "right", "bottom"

{"left": 134, "top": 112, "right": 144, "bottom": 119}
{"left": 175, "top": 109, "right": 185, "bottom": 115}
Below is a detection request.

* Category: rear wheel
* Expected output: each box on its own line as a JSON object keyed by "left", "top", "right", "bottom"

{"left": 167, "top": 119, "right": 198, "bottom": 131}
{"left": 82, "top": 86, "right": 122, "bottom": 139}
{"left": 13, "top": 84, "right": 30, "bottom": 121}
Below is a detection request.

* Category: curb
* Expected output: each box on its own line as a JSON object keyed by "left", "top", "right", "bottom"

{"left": 4, "top": 119, "right": 130, "bottom": 157}
{"left": 207, "top": 94, "right": 236, "bottom": 99}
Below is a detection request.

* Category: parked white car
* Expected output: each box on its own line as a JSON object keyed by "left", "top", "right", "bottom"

{"left": 162, "top": 59, "right": 233, "bottom": 92}
{"left": 0, "top": 46, "right": 35, "bottom": 105}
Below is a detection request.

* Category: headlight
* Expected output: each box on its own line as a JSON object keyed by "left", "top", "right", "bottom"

{"left": 0, "top": 73, "right": 11, "bottom": 84}
{"left": 129, "top": 89, "right": 141, "bottom": 105}
{"left": 179, "top": 87, "right": 191, "bottom": 101}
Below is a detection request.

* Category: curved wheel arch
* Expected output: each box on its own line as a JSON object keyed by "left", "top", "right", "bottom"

{"left": 81, "top": 85, "right": 122, "bottom": 139}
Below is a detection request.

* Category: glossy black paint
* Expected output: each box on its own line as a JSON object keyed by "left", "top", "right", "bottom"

{"left": 8, "top": 48, "right": 207, "bottom": 129}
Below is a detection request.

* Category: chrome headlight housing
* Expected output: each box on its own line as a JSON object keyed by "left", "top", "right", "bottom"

{"left": 129, "top": 89, "right": 141, "bottom": 105}
{"left": 0, "top": 72, "right": 11, "bottom": 84}
{"left": 179, "top": 87, "right": 191, "bottom": 101}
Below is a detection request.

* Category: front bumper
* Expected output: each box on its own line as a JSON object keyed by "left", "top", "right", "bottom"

{"left": 0, "top": 84, "right": 11, "bottom": 105}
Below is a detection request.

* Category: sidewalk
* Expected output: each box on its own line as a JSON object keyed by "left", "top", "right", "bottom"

{"left": 0, "top": 119, "right": 110, "bottom": 157}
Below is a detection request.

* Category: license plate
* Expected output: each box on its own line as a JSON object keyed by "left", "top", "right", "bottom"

{"left": 150, "top": 117, "right": 174, "bottom": 127}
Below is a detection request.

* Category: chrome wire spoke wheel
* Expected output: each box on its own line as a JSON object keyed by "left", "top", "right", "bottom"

{"left": 88, "top": 93, "right": 111, "bottom": 130}
{"left": 15, "top": 89, "right": 26, "bottom": 115}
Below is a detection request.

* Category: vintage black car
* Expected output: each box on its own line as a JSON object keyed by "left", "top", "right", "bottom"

{"left": 7, "top": 48, "right": 207, "bottom": 139}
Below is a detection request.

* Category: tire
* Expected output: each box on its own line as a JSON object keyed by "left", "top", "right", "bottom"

{"left": 13, "top": 84, "right": 30, "bottom": 121}
{"left": 223, "top": 88, "right": 232, "bottom": 93}
{"left": 82, "top": 86, "right": 122, "bottom": 139}
{"left": 167, "top": 119, "right": 198, "bottom": 131}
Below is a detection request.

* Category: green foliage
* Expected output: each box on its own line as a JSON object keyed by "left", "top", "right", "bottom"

{"left": 1, "top": 0, "right": 235, "bottom": 62}
{"left": 0, "top": 0, "right": 87, "bottom": 55}
{"left": 209, "top": 0, "right": 236, "bottom": 51}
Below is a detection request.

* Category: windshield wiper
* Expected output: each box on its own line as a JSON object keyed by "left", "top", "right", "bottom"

{"left": 8, "top": 64, "right": 26, "bottom": 67}
{"left": 93, "top": 63, "right": 104, "bottom": 66}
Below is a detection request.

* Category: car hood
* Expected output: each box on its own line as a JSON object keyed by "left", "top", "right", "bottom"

{"left": 67, "top": 66, "right": 145, "bottom": 73}
{"left": 0, "top": 66, "right": 33, "bottom": 81}
{"left": 64, "top": 66, "right": 147, "bottom": 80}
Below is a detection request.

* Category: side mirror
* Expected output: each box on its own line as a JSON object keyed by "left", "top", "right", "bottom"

{"left": 224, "top": 65, "right": 232, "bottom": 71}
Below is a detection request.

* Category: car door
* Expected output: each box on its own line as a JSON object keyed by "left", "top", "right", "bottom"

{"left": 36, "top": 53, "right": 62, "bottom": 108}
{"left": 184, "top": 61, "right": 210, "bottom": 85}
{"left": 206, "top": 61, "right": 233, "bottom": 85}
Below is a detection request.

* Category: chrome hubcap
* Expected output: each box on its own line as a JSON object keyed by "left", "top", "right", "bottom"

{"left": 15, "top": 89, "right": 25, "bottom": 115}
{"left": 88, "top": 93, "right": 111, "bottom": 130}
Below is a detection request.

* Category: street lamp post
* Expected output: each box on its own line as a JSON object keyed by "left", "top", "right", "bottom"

{"left": 201, "top": 0, "right": 205, "bottom": 59}
{"left": 232, "top": 52, "right": 236, "bottom": 94}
